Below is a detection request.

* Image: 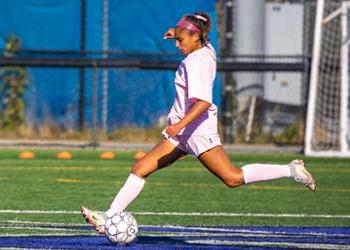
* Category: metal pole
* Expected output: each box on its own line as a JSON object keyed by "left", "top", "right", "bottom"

{"left": 102, "top": 0, "right": 109, "bottom": 132}
{"left": 78, "top": 0, "right": 87, "bottom": 132}
{"left": 222, "top": 0, "right": 235, "bottom": 143}
{"left": 340, "top": 2, "right": 349, "bottom": 154}
{"left": 304, "top": 0, "right": 324, "bottom": 155}
{"left": 91, "top": 63, "right": 99, "bottom": 147}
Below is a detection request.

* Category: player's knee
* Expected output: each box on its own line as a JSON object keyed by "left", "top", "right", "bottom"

{"left": 131, "top": 161, "right": 154, "bottom": 178}
{"left": 131, "top": 162, "right": 146, "bottom": 178}
{"left": 222, "top": 173, "right": 243, "bottom": 188}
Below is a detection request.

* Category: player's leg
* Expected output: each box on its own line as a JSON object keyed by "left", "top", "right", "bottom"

{"left": 82, "top": 138, "right": 186, "bottom": 233}
{"left": 197, "top": 145, "right": 244, "bottom": 187}
{"left": 107, "top": 138, "right": 186, "bottom": 214}
{"left": 198, "top": 145, "right": 316, "bottom": 190}
{"left": 131, "top": 138, "right": 187, "bottom": 178}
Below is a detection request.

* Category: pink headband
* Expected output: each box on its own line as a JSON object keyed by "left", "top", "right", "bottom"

{"left": 177, "top": 18, "right": 201, "bottom": 33}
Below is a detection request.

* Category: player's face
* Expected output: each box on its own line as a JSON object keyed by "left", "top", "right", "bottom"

{"left": 174, "top": 28, "right": 202, "bottom": 55}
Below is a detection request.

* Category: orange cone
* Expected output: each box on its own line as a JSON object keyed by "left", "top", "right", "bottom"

{"left": 57, "top": 151, "right": 72, "bottom": 160}
{"left": 19, "top": 151, "right": 35, "bottom": 159}
{"left": 134, "top": 151, "right": 146, "bottom": 161}
{"left": 100, "top": 151, "right": 116, "bottom": 160}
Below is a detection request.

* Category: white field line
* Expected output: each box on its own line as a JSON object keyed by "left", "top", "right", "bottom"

{"left": 0, "top": 238, "right": 348, "bottom": 250}
{"left": 0, "top": 226, "right": 87, "bottom": 232}
{"left": 1, "top": 220, "right": 349, "bottom": 238}
{"left": 0, "top": 228, "right": 303, "bottom": 239}
{"left": 0, "top": 209, "right": 350, "bottom": 219}
{"left": 136, "top": 232, "right": 332, "bottom": 238}
{"left": 0, "top": 222, "right": 326, "bottom": 239}
{"left": 143, "top": 225, "right": 350, "bottom": 237}
{"left": 1, "top": 220, "right": 87, "bottom": 227}
{"left": 1, "top": 233, "right": 349, "bottom": 250}
{"left": 2, "top": 224, "right": 349, "bottom": 242}
{"left": 0, "top": 232, "right": 95, "bottom": 237}
{"left": 186, "top": 239, "right": 350, "bottom": 250}
{"left": 134, "top": 211, "right": 350, "bottom": 219}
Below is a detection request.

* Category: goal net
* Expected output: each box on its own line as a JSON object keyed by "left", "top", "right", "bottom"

{"left": 305, "top": 0, "right": 350, "bottom": 157}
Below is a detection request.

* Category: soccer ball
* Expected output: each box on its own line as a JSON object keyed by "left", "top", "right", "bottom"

{"left": 104, "top": 211, "right": 138, "bottom": 244}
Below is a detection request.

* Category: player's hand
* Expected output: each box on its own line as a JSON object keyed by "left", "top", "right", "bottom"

{"left": 163, "top": 28, "right": 175, "bottom": 39}
{"left": 164, "top": 123, "right": 183, "bottom": 137}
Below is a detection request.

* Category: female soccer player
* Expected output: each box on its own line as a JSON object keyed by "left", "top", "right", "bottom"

{"left": 81, "top": 12, "right": 316, "bottom": 234}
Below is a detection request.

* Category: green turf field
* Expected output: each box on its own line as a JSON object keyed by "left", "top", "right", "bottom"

{"left": 0, "top": 148, "right": 349, "bottom": 234}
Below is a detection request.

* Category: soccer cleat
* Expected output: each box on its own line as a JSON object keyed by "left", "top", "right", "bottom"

{"left": 289, "top": 159, "right": 317, "bottom": 191}
{"left": 81, "top": 206, "right": 106, "bottom": 234}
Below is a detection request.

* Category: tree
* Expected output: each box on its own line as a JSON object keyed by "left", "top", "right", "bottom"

{"left": 0, "top": 35, "right": 30, "bottom": 129}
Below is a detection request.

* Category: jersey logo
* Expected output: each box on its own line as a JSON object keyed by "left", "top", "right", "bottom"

{"left": 176, "top": 62, "right": 187, "bottom": 83}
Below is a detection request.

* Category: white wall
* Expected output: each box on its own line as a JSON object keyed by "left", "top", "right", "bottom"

{"left": 264, "top": 3, "right": 304, "bottom": 106}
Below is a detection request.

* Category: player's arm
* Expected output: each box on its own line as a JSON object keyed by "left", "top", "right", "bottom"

{"left": 165, "top": 99, "right": 211, "bottom": 137}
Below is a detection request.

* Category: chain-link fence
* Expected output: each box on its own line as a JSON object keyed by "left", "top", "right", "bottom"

{"left": 218, "top": 0, "right": 316, "bottom": 145}
{"left": 0, "top": 0, "right": 316, "bottom": 146}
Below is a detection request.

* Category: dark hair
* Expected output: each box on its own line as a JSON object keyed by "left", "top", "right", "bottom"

{"left": 183, "top": 12, "right": 211, "bottom": 45}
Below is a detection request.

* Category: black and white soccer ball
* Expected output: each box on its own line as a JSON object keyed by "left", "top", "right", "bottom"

{"left": 104, "top": 211, "right": 138, "bottom": 244}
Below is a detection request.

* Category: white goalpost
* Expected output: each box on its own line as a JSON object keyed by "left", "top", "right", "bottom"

{"left": 305, "top": 0, "right": 350, "bottom": 157}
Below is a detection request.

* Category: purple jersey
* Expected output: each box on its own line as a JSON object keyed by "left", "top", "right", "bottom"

{"left": 167, "top": 44, "right": 218, "bottom": 136}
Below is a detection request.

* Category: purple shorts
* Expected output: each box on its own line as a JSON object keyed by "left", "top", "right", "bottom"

{"left": 163, "top": 131, "right": 221, "bottom": 157}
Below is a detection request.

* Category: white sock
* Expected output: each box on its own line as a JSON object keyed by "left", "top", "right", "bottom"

{"left": 241, "top": 163, "right": 291, "bottom": 184}
{"left": 106, "top": 173, "right": 145, "bottom": 217}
